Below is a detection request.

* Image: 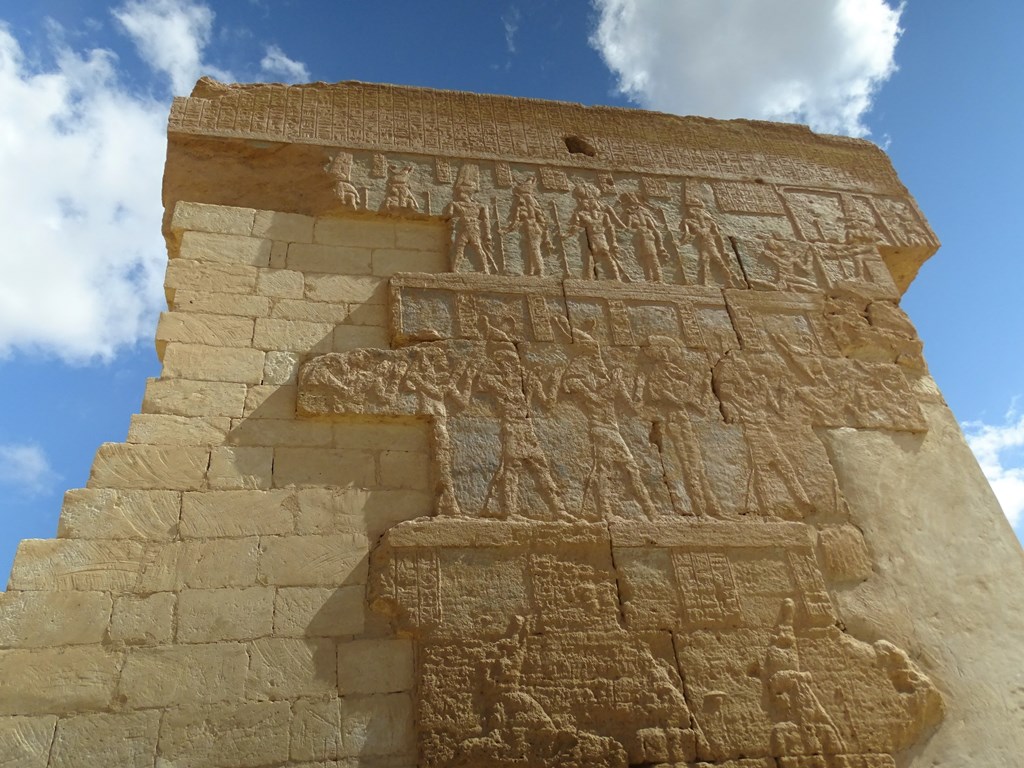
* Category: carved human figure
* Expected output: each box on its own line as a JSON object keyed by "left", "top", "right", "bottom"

{"left": 326, "top": 152, "right": 361, "bottom": 211}
{"left": 568, "top": 182, "right": 628, "bottom": 281}
{"left": 681, "top": 198, "right": 744, "bottom": 287}
{"left": 445, "top": 183, "right": 497, "bottom": 273}
{"left": 477, "top": 348, "right": 568, "bottom": 520}
{"left": 841, "top": 195, "right": 882, "bottom": 246}
{"left": 502, "top": 175, "right": 550, "bottom": 276}
{"left": 639, "top": 336, "right": 721, "bottom": 517}
{"left": 379, "top": 164, "right": 420, "bottom": 213}
{"left": 760, "top": 235, "right": 818, "bottom": 291}
{"left": 619, "top": 192, "right": 668, "bottom": 282}
{"left": 763, "top": 600, "right": 846, "bottom": 757}
{"left": 400, "top": 346, "right": 474, "bottom": 515}
{"left": 562, "top": 342, "right": 658, "bottom": 520}
{"left": 715, "top": 356, "right": 813, "bottom": 515}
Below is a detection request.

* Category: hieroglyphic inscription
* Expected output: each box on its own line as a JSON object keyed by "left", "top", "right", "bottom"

{"left": 369, "top": 519, "right": 944, "bottom": 767}
{"left": 170, "top": 82, "right": 914, "bottom": 195}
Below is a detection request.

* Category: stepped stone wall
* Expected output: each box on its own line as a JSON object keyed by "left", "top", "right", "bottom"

{"left": 0, "top": 80, "right": 1022, "bottom": 767}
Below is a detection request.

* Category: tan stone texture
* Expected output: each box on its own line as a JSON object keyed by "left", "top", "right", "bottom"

{"left": 0, "top": 80, "right": 1019, "bottom": 767}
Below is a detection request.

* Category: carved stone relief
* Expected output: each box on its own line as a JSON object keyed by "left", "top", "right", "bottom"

{"left": 292, "top": 144, "right": 942, "bottom": 768}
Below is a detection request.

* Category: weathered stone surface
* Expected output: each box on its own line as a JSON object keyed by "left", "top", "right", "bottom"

{"left": 337, "top": 638, "right": 413, "bottom": 695}
{"left": 180, "top": 490, "right": 294, "bottom": 537}
{"left": 50, "top": 710, "right": 160, "bottom": 768}
{"left": 108, "top": 592, "right": 175, "bottom": 645}
{"left": 141, "top": 377, "right": 248, "bottom": 418}
{"left": 0, "top": 715, "right": 55, "bottom": 767}
{"left": 158, "top": 702, "right": 291, "bottom": 767}
{"left": 176, "top": 587, "right": 275, "bottom": 642}
{"left": 118, "top": 643, "right": 248, "bottom": 707}
{"left": 0, "top": 646, "right": 122, "bottom": 715}
{"left": 259, "top": 534, "right": 368, "bottom": 586}
{"left": 245, "top": 637, "right": 337, "bottom": 700}
{"left": 274, "top": 585, "right": 366, "bottom": 637}
{"left": 88, "top": 443, "right": 208, "bottom": 491}
{"left": 0, "top": 591, "right": 110, "bottom": 648}
{"left": 57, "top": 488, "right": 180, "bottom": 540}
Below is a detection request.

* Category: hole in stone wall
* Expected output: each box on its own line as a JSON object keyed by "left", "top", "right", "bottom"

{"left": 564, "top": 135, "right": 597, "bottom": 157}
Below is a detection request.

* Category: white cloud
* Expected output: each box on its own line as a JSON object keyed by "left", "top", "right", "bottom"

{"left": 502, "top": 7, "right": 521, "bottom": 55}
{"left": 113, "top": 0, "right": 232, "bottom": 95}
{"left": 260, "top": 44, "right": 309, "bottom": 83}
{"left": 0, "top": 24, "right": 167, "bottom": 361}
{"left": 0, "top": 443, "right": 58, "bottom": 496}
{"left": 964, "top": 405, "right": 1024, "bottom": 529}
{"left": 590, "top": 0, "right": 903, "bottom": 137}
{"left": 0, "top": 3, "right": 308, "bottom": 362}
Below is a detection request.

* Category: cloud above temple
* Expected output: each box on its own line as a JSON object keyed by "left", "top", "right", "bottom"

{"left": 0, "top": 1, "right": 307, "bottom": 361}
{"left": 589, "top": 0, "right": 903, "bottom": 137}
{"left": 964, "top": 405, "right": 1024, "bottom": 529}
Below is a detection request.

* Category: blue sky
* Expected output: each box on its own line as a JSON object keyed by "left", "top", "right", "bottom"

{"left": 0, "top": 0, "right": 1021, "bottom": 578}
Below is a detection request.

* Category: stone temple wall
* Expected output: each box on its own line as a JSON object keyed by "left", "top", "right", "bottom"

{"left": 0, "top": 80, "right": 1022, "bottom": 767}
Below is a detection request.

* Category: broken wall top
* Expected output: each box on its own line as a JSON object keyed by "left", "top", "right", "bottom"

{"left": 166, "top": 79, "right": 937, "bottom": 291}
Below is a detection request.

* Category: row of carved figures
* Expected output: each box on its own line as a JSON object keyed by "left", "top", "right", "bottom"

{"left": 326, "top": 155, "right": 927, "bottom": 288}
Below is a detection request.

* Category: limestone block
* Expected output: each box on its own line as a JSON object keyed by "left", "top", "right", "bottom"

{"left": 170, "top": 201, "right": 256, "bottom": 238}
{"left": 0, "top": 646, "right": 122, "bottom": 715}
{"left": 171, "top": 289, "right": 272, "bottom": 318}
{"left": 269, "top": 240, "right": 288, "bottom": 269}
{"left": 208, "top": 446, "right": 273, "bottom": 490}
{"left": 270, "top": 298, "right": 354, "bottom": 324}
{"left": 253, "top": 318, "right": 334, "bottom": 353}
{"left": 252, "top": 209, "right": 314, "bottom": 242}
{"left": 273, "top": 448, "right": 376, "bottom": 488}
{"left": 180, "top": 490, "right": 295, "bottom": 538}
{"left": 245, "top": 637, "right": 337, "bottom": 700}
{"left": 256, "top": 267, "right": 305, "bottom": 298}
{"left": 242, "top": 384, "right": 297, "bottom": 419}
{"left": 156, "top": 311, "right": 255, "bottom": 353}
{"left": 165, "top": 258, "right": 258, "bottom": 296}
{"left": 287, "top": 243, "right": 372, "bottom": 274}
{"left": 88, "top": 443, "right": 209, "bottom": 491}
{"left": 142, "top": 378, "right": 248, "bottom": 418}
{"left": 157, "top": 701, "right": 291, "bottom": 768}
{"left": 818, "top": 524, "right": 873, "bottom": 582}
{"left": 337, "top": 639, "right": 414, "bottom": 695}
{"left": 314, "top": 217, "right": 394, "bottom": 248}
{"left": 293, "top": 488, "right": 369, "bottom": 536}
{"left": 274, "top": 586, "right": 366, "bottom": 637}
{"left": 177, "top": 587, "right": 275, "bottom": 643}
{"left": 335, "top": 422, "right": 429, "bottom": 453}
{"left": 343, "top": 301, "right": 387, "bottom": 327}
{"left": 108, "top": 592, "right": 175, "bottom": 645}
{"left": 360, "top": 490, "right": 435, "bottom": 541}
{"left": 333, "top": 324, "right": 389, "bottom": 352}
{"left": 118, "top": 643, "right": 248, "bottom": 707}
{"left": 292, "top": 488, "right": 433, "bottom": 539}
{"left": 171, "top": 537, "right": 261, "bottom": 589}
{"left": 128, "top": 413, "right": 232, "bottom": 446}
{"left": 8, "top": 539, "right": 147, "bottom": 591}
{"left": 259, "top": 534, "right": 369, "bottom": 586}
{"left": 57, "top": 488, "right": 180, "bottom": 540}
{"left": 304, "top": 274, "right": 386, "bottom": 305}
{"left": 263, "top": 350, "right": 300, "bottom": 385}
{"left": 291, "top": 698, "right": 344, "bottom": 762}
{"left": 0, "top": 715, "right": 56, "bottom": 767}
{"left": 393, "top": 220, "right": 447, "bottom": 251}
{"left": 50, "top": 710, "right": 160, "bottom": 768}
{"left": 340, "top": 693, "right": 415, "bottom": 758}
{"left": 137, "top": 538, "right": 260, "bottom": 591}
{"left": 229, "top": 418, "right": 334, "bottom": 448}
{"left": 0, "top": 591, "right": 111, "bottom": 648}
{"left": 162, "top": 342, "right": 266, "bottom": 385}
{"left": 179, "top": 230, "right": 272, "bottom": 267}
{"left": 378, "top": 450, "right": 430, "bottom": 490}
{"left": 371, "top": 247, "right": 448, "bottom": 277}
